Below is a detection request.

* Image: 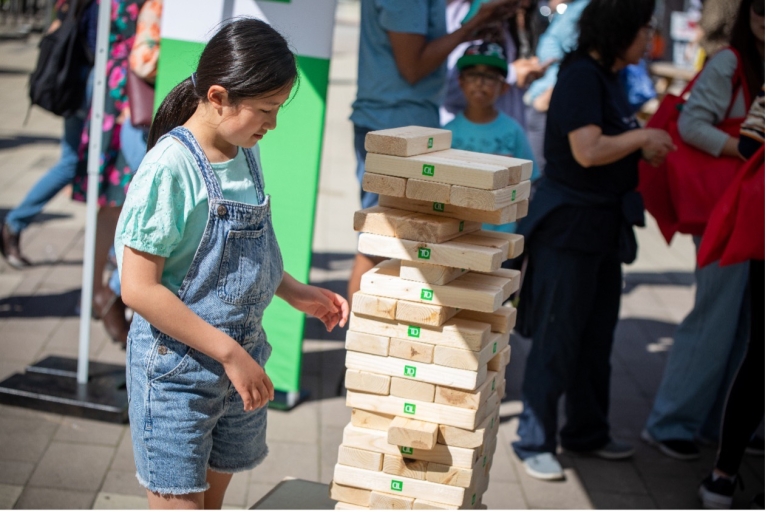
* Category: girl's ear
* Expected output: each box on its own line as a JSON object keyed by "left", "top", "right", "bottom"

{"left": 206, "top": 85, "right": 230, "bottom": 110}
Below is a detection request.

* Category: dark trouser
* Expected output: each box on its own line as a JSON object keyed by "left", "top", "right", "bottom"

{"left": 354, "top": 124, "right": 378, "bottom": 209}
{"left": 715, "top": 259, "right": 765, "bottom": 475}
{"left": 525, "top": 105, "right": 547, "bottom": 174}
{"left": 513, "top": 241, "right": 621, "bottom": 459}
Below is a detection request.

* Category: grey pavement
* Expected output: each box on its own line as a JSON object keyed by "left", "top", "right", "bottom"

{"left": 0, "top": 2, "right": 764, "bottom": 509}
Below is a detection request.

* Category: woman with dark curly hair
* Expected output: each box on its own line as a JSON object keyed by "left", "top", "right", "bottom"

{"left": 511, "top": 0, "right": 674, "bottom": 481}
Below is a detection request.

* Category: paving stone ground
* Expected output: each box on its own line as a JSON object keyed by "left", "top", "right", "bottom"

{"left": 0, "top": 2, "right": 763, "bottom": 509}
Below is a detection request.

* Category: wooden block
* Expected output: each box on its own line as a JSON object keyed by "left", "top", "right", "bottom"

{"left": 358, "top": 233, "right": 503, "bottom": 273}
{"left": 333, "top": 464, "right": 465, "bottom": 506}
{"left": 437, "top": 408, "right": 499, "bottom": 449}
{"left": 455, "top": 273, "right": 516, "bottom": 300}
{"left": 360, "top": 260, "right": 504, "bottom": 313}
{"left": 425, "top": 462, "right": 473, "bottom": 488}
{"left": 349, "top": 313, "right": 491, "bottom": 352}
{"left": 388, "top": 338, "right": 434, "bottom": 364}
{"left": 342, "top": 423, "right": 479, "bottom": 469}
{"left": 346, "top": 330, "right": 390, "bottom": 357}
{"left": 390, "top": 376, "right": 436, "bottom": 402}
{"left": 365, "top": 151, "right": 509, "bottom": 190}
{"left": 330, "top": 481, "right": 372, "bottom": 507}
{"left": 362, "top": 173, "right": 406, "bottom": 197}
{"left": 394, "top": 299, "right": 461, "bottom": 327}
{"left": 351, "top": 409, "right": 393, "bottom": 431}
{"left": 471, "top": 231, "right": 524, "bottom": 259}
{"left": 516, "top": 199, "right": 530, "bottom": 219}
{"left": 346, "top": 390, "right": 484, "bottom": 430}
{"left": 487, "top": 345, "right": 511, "bottom": 372}
{"left": 449, "top": 180, "right": 531, "bottom": 211}
{"left": 455, "top": 306, "right": 516, "bottom": 334}
{"left": 388, "top": 416, "right": 439, "bottom": 449}
{"left": 433, "top": 333, "right": 509, "bottom": 371}
{"left": 354, "top": 206, "right": 481, "bottom": 244}
{"left": 365, "top": 126, "right": 452, "bottom": 157}
{"left": 406, "top": 178, "right": 452, "bottom": 203}
{"left": 346, "top": 369, "right": 391, "bottom": 396}
{"left": 338, "top": 445, "right": 384, "bottom": 471}
{"left": 447, "top": 234, "right": 510, "bottom": 262}
{"left": 512, "top": 158, "right": 534, "bottom": 182}
{"left": 380, "top": 195, "right": 518, "bottom": 226}
{"left": 434, "top": 371, "right": 500, "bottom": 410}
{"left": 352, "top": 292, "right": 398, "bottom": 320}
{"left": 369, "top": 490, "right": 415, "bottom": 509}
{"left": 412, "top": 499, "right": 459, "bottom": 509}
{"left": 335, "top": 501, "right": 369, "bottom": 510}
{"left": 382, "top": 455, "right": 430, "bottom": 480}
{"left": 483, "top": 392, "right": 501, "bottom": 420}
{"left": 399, "top": 261, "right": 468, "bottom": 287}
{"left": 346, "top": 351, "right": 486, "bottom": 391}
{"left": 497, "top": 378, "right": 506, "bottom": 399}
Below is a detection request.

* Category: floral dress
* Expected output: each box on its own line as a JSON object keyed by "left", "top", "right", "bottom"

{"left": 72, "top": 0, "right": 145, "bottom": 207}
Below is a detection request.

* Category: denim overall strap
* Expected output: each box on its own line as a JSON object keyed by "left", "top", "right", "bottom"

{"left": 243, "top": 148, "right": 265, "bottom": 199}
{"left": 166, "top": 126, "right": 224, "bottom": 201}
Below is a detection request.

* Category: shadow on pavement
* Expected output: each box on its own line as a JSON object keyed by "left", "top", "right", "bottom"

{"left": 0, "top": 288, "right": 79, "bottom": 317}
{"left": 0, "top": 134, "right": 61, "bottom": 150}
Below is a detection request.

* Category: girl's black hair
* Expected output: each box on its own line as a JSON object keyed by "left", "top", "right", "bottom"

{"left": 147, "top": 18, "right": 298, "bottom": 149}
{"left": 563, "top": 0, "right": 655, "bottom": 73}
{"left": 729, "top": 0, "right": 763, "bottom": 101}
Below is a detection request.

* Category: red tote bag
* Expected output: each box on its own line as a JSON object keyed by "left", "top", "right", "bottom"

{"left": 638, "top": 48, "right": 749, "bottom": 243}
{"left": 698, "top": 145, "right": 765, "bottom": 268}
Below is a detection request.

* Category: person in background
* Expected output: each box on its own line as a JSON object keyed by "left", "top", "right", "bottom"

{"left": 694, "top": 0, "right": 740, "bottom": 67}
{"left": 642, "top": 0, "right": 763, "bottom": 461}
{"left": 346, "top": 0, "right": 515, "bottom": 302}
{"left": 443, "top": 41, "right": 538, "bottom": 235}
{"left": 0, "top": 0, "right": 97, "bottom": 269}
{"left": 512, "top": 0, "right": 674, "bottom": 481}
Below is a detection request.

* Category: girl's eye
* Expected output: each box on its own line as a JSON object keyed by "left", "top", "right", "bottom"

{"left": 261, "top": 109, "right": 271, "bottom": 114}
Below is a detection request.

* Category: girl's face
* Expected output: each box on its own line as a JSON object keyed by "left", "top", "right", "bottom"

{"left": 218, "top": 83, "right": 293, "bottom": 148}
{"left": 751, "top": 0, "right": 765, "bottom": 43}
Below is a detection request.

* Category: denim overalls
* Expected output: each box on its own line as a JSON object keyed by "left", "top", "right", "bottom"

{"left": 126, "top": 127, "right": 283, "bottom": 495}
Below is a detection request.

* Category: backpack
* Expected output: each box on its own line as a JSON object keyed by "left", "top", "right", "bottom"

{"left": 28, "top": 0, "right": 95, "bottom": 117}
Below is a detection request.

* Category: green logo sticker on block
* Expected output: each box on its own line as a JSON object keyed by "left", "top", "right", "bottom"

{"left": 483, "top": 455, "right": 487, "bottom": 467}
{"left": 493, "top": 341, "right": 498, "bottom": 354}
{"left": 492, "top": 379, "right": 496, "bottom": 391}
{"left": 404, "top": 365, "right": 417, "bottom": 378}
{"left": 422, "top": 164, "right": 435, "bottom": 177}
{"left": 472, "top": 494, "right": 477, "bottom": 505}
{"left": 490, "top": 417, "right": 495, "bottom": 429}
{"left": 418, "top": 247, "right": 431, "bottom": 260}
{"left": 400, "top": 446, "right": 414, "bottom": 455}
{"left": 408, "top": 326, "right": 421, "bottom": 338}
{"left": 391, "top": 480, "right": 403, "bottom": 492}
{"left": 459, "top": 221, "right": 465, "bottom": 232}
{"left": 421, "top": 289, "right": 434, "bottom": 301}
{"left": 511, "top": 189, "right": 517, "bottom": 201}
{"left": 432, "top": 202, "right": 445, "bottom": 212}
{"left": 427, "top": 137, "right": 433, "bottom": 149}
{"left": 404, "top": 403, "right": 416, "bottom": 415}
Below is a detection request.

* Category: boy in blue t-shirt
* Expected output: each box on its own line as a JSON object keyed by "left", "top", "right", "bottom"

{"left": 443, "top": 42, "right": 539, "bottom": 232}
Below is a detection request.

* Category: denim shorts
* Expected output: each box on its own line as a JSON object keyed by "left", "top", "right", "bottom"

{"left": 127, "top": 314, "right": 273, "bottom": 495}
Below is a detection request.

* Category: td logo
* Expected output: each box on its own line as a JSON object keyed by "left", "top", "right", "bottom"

{"left": 400, "top": 446, "right": 414, "bottom": 455}
{"left": 404, "top": 403, "right": 416, "bottom": 415}
{"left": 407, "top": 326, "right": 421, "bottom": 338}
{"left": 427, "top": 137, "right": 433, "bottom": 149}
{"left": 422, "top": 164, "right": 435, "bottom": 177}
{"left": 418, "top": 247, "right": 431, "bottom": 260}
{"left": 421, "top": 289, "right": 434, "bottom": 301}
{"left": 432, "top": 202, "right": 445, "bottom": 212}
{"left": 459, "top": 221, "right": 464, "bottom": 232}
{"left": 511, "top": 189, "right": 517, "bottom": 201}
{"left": 404, "top": 365, "right": 417, "bottom": 378}
{"left": 391, "top": 480, "right": 403, "bottom": 492}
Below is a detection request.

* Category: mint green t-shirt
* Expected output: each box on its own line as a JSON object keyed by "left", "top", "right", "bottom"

{"left": 115, "top": 136, "right": 262, "bottom": 295}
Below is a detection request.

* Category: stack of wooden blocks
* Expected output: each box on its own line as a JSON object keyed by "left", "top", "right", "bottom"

{"left": 329, "top": 126, "right": 533, "bottom": 510}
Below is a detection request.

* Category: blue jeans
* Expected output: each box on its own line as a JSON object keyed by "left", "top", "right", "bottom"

{"left": 644, "top": 237, "right": 749, "bottom": 442}
{"left": 119, "top": 116, "right": 149, "bottom": 173}
{"left": 354, "top": 124, "right": 378, "bottom": 209}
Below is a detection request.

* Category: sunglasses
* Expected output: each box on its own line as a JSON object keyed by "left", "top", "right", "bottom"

{"left": 753, "top": 0, "right": 764, "bottom": 17}
{"left": 461, "top": 71, "right": 505, "bottom": 86}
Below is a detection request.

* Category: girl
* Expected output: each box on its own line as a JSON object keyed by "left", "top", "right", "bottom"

{"left": 116, "top": 18, "right": 348, "bottom": 509}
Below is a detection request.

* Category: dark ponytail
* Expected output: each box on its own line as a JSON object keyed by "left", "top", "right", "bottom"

{"left": 147, "top": 17, "right": 298, "bottom": 149}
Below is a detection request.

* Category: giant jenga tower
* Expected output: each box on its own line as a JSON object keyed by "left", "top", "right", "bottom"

{"left": 330, "top": 126, "right": 532, "bottom": 510}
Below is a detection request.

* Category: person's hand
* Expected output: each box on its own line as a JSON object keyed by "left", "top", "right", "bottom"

{"left": 287, "top": 283, "right": 349, "bottom": 332}
{"left": 532, "top": 86, "right": 553, "bottom": 112}
{"left": 641, "top": 128, "right": 676, "bottom": 167}
{"left": 512, "top": 57, "right": 546, "bottom": 88}
{"left": 463, "top": 0, "right": 519, "bottom": 40}
{"left": 222, "top": 345, "right": 275, "bottom": 411}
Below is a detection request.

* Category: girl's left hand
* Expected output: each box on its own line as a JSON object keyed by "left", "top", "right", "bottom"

{"left": 288, "top": 283, "right": 349, "bottom": 332}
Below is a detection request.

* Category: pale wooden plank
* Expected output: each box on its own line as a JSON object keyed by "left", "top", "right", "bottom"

{"left": 437, "top": 405, "right": 499, "bottom": 449}
{"left": 365, "top": 152, "right": 509, "bottom": 190}
{"left": 338, "top": 445, "right": 384, "bottom": 471}
{"left": 354, "top": 206, "right": 480, "bottom": 244}
{"left": 442, "top": 234, "right": 510, "bottom": 263}
{"left": 432, "top": 333, "right": 509, "bottom": 371}
{"left": 487, "top": 345, "right": 511, "bottom": 372}
{"left": 469, "top": 231, "right": 524, "bottom": 259}
{"left": 365, "top": 126, "right": 452, "bottom": 157}
{"left": 330, "top": 481, "right": 372, "bottom": 507}
{"left": 434, "top": 371, "right": 500, "bottom": 411}
{"left": 412, "top": 499, "right": 458, "bottom": 510}
{"left": 425, "top": 461, "right": 474, "bottom": 488}
{"left": 346, "top": 330, "right": 390, "bottom": 357}
{"left": 346, "top": 369, "right": 391, "bottom": 396}
{"left": 394, "top": 299, "right": 461, "bottom": 327}
{"left": 342, "top": 423, "right": 479, "bottom": 469}
{"left": 335, "top": 501, "right": 370, "bottom": 510}
{"left": 362, "top": 173, "right": 406, "bottom": 197}
{"left": 346, "top": 390, "right": 483, "bottom": 430}
{"left": 389, "top": 376, "right": 436, "bottom": 402}
{"left": 449, "top": 180, "right": 531, "bottom": 211}
{"left": 388, "top": 416, "right": 439, "bottom": 450}
{"left": 352, "top": 292, "right": 398, "bottom": 320}
{"left": 388, "top": 338, "right": 435, "bottom": 364}
{"left": 382, "top": 455, "right": 430, "bottom": 481}
{"left": 516, "top": 199, "right": 530, "bottom": 219}
{"left": 369, "top": 490, "right": 415, "bottom": 509}
{"left": 346, "top": 351, "right": 485, "bottom": 391}
{"left": 455, "top": 306, "right": 516, "bottom": 334}
{"left": 435, "top": 149, "right": 523, "bottom": 183}
{"left": 351, "top": 409, "right": 394, "bottom": 431}
{"left": 358, "top": 233, "right": 503, "bottom": 273}
{"left": 406, "top": 178, "right": 451, "bottom": 203}
{"left": 456, "top": 273, "right": 515, "bottom": 300}
{"left": 398, "top": 260, "right": 468, "bottom": 287}
{"left": 379, "top": 195, "right": 518, "bottom": 225}
{"left": 332, "top": 465, "right": 466, "bottom": 506}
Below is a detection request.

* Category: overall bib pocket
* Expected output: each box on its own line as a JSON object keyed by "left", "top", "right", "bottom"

{"left": 217, "top": 228, "right": 270, "bottom": 305}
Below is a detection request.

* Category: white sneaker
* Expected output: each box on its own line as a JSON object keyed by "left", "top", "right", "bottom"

{"left": 522, "top": 453, "right": 565, "bottom": 481}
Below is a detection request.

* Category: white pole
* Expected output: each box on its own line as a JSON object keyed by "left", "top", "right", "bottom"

{"left": 77, "top": 0, "right": 112, "bottom": 384}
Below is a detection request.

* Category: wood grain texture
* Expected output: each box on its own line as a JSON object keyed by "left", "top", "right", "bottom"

{"left": 354, "top": 206, "right": 481, "bottom": 244}
{"left": 388, "top": 416, "right": 439, "bottom": 450}
{"left": 454, "top": 306, "right": 516, "bottom": 334}
{"left": 388, "top": 338, "right": 435, "bottom": 364}
{"left": 369, "top": 491, "right": 415, "bottom": 510}
{"left": 432, "top": 333, "right": 509, "bottom": 371}
{"left": 379, "top": 195, "right": 519, "bottom": 225}
{"left": 351, "top": 409, "right": 394, "bottom": 431}
{"left": 394, "top": 299, "right": 461, "bottom": 327}
{"left": 330, "top": 481, "right": 372, "bottom": 507}
{"left": 362, "top": 173, "right": 406, "bottom": 197}
{"left": 345, "top": 330, "right": 390, "bottom": 357}
{"left": 389, "top": 376, "right": 436, "bottom": 402}
{"left": 406, "top": 178, "right": 451, "bottom": 203}
{"left": 352, "top": 292, "right": 398, "bottom": 320}
{"left": 434, "top": 371, "right": 500, "bottom": 410}
{"left": 449, "top": 180, "right": 531, "bottom": 211}
{"left": 346, "top": 369, "right": 391, "bottom": 395}
{"left": 338, "top": 445, "right": 385, "bottom": 471}
{"left": 365, "top": 126, "right": 452, "bottom": 157}
{"left": 398, "top": 261, "right": 468, "bottom": 287}
{"left": 382, "top": 455, "right": 430, "bottom": 480}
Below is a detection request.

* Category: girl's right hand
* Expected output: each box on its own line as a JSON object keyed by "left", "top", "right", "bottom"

{"left": 223, "top": 346, "right": 275, "bottom": 411}
{"left": 642, "top": 128, "right": 676, "bottom": 167}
